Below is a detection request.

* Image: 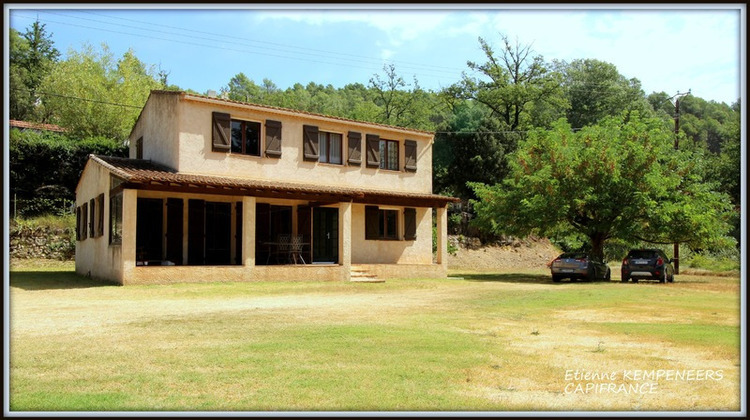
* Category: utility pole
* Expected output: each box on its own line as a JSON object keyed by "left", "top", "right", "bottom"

{"left": 671, "top": 90, "right": 690, "bottom": 274}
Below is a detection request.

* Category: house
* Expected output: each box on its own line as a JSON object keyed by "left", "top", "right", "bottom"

{"left": 74, "top": 90, "right": 458, "bottom": 285}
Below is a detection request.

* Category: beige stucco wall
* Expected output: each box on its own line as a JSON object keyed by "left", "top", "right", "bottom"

{"left": 350, "top": 203, "right": 433, "bottom": 265}
{"left": 128, "top": 92, "right": 181, "bottom": 167}
{"left": 74, "top": 162, "right": 122, "bottom": 283}
{"left": 168, "top": 95, "right": 433, "bottom": 194}
{"left": 355, "top": 263, "right": 446, "bottom": 279}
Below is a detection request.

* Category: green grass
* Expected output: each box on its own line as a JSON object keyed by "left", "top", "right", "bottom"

{"left": 9, "top": 261, "right": 742, "bottom": 412}
{"left": 11, "top": 214, "right": 76, "bottom": 230}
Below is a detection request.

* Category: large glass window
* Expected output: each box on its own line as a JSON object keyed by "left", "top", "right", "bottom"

{"left": 379, "top": 139, "right": 398, "bottom": 170}
{"left": 319, "top": 132, "right": 342, "bottom": 164}
{"left": 231, "top": 119, "right": 261, "bottom": 156}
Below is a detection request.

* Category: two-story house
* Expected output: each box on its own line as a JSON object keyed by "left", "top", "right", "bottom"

{"left": 74, "top": 90, "right": 458, "bottom": 285}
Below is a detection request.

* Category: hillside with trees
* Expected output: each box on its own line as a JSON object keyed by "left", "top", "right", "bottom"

{"left": 8, "top": 20, "right": 741, "bottom": 263}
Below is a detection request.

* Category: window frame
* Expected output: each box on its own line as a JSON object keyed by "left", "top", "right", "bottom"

{"left": 379, "top": 139, "right": 399, "bottom": 171}
{"left": 230, "top": 118, "right": 262, "bottom": 157}
{"left": 318, "top": 131, "right": 343, "bottom": 165}
{"left": 365, "top": 205, "right": 401, "bottom": 241}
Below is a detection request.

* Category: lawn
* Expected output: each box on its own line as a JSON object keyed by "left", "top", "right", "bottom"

{"left": 7, "top": 261, "right": 742, "bottom": 413}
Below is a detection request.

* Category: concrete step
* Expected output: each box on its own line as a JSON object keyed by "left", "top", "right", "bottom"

{"left": 350, "top": 266, "right": 385, "bottom": 283}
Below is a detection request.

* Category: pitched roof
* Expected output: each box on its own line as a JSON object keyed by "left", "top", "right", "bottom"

{"left": 9, "top": 119, "right": 67, "bottom": 133}
{"left": 93, "top": 155, "right": 458, "bottom": 208}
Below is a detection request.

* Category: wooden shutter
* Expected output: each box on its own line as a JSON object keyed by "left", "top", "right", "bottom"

{"left": 81, "top": 202, "right": 88, "bottom": 240}
{"left": 89, "top": 198, "right": 96, "bottom": 238}
{"left": 403, "top": 208, "right": 417, "bottom": 240}
{"left": 212, "top": 112, "right": 231, "bottom": 152}
{"left": 265, "top": 119, "right": 282, "bottom": 158}
{"left": 303, "top": 125, "right": 319, "bottom": 161}
{"left": 365, "top": 205, "right": 379, "bottom": 240}
{"left": 76, "top": 206, "right": 81, "bottom": 241}
{"left": 96, "top": 194, "right": 105, "bottom": 237}
{"left": 166, "top": 198, "right": 184, "bottom": 265}
{"left": 348, "top": 131, "right": 362, "bottom": 165}
{"left": 366, "top": 134, "right": 380, "bottom": 168}
{"left": 404, "top": 140, "right": 417, "bottom": 172}
{"left": 188, "top": 199, "right": 205, "bottom": 265}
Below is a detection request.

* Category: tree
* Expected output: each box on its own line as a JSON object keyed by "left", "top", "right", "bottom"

{"left": 9, "top": 21, "right": 60, "bottom": 121}
{"left": 39, "top": 43, "right": 162, "bottom": 140}
{"left": 368, "top": 64, "right": 434, "bottom": 129}
{"left": 470, "top": 114, "right": 734, "bottom": 260}
{"left": 559, "top": 58, "right": 652, "bottom": 128}
{"left": 456, "top": 34, "right": 566, "bottom": 131}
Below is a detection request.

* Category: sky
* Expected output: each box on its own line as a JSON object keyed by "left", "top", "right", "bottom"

{"left": 4, "top": 4, "right": 745, "bottom": 105}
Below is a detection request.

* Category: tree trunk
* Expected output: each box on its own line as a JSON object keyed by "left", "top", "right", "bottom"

{"left": 590, "top": 233, "right": 606, "bottom": 261}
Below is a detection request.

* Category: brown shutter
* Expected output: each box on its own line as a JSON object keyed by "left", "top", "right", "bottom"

{"left": 76, "top": 206, "right": 81, "bottom": 241}
{"left": 365, "top": 205, "right": 379, "bottom": 240}
{"left": 303, "top": 125, "right": 319, "bottom": 161}
{"left": 404, "top": 140, "right": 417, "bottom": 172}
{"left": 366, "top": 134, "right": 380, "bottom": 168}
{"left": 97, "top": 194, "right": 105, "bottom": 237}
{"left": 81, "top": 202, "right": 88, "bottom": 240}
{"left": 89, "top": 198, "right": 96, "bottom": 238}
{"left": 265, "top": 119, "right": 282, "bottom": 158}
{"left": 212, "top": 112, "right": 231, "bottom": 152}
{"left": 348, "top": 131, "right": 362, "bottom": 165}
{"left": 403, "top": 208, "right": 417, "bottom": 240}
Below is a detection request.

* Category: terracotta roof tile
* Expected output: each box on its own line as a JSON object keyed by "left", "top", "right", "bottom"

{"left": 9, "top": 119, "right": 67, "bottom": 133}
{"left": 93, "top": 155, "right": 458, "bottom": 207}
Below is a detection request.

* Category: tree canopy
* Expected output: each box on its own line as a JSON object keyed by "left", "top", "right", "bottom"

{"left": 470, "top": 114, "right": 735, "bottom": 260}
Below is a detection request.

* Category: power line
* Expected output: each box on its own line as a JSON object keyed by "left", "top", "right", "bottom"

{"left": 13, "top": 12, "right": 464, "bottom": 81}
{"left": 11, "top": 87, "right": 142, "bottom": 109}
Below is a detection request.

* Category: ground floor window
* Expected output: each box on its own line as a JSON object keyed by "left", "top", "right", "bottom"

{"left": 365, "top": 205, "right": 398, "bottom": 240}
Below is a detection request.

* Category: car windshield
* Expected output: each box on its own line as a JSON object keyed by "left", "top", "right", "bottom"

{"left": 628, "top": 250, "right": 658, "bottom": 259}
{"left": 559, "top": 253, "right": 588, "bottom": 259}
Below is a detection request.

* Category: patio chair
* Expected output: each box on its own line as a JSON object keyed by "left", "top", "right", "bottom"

{"left": 289, "top": 234, "right": 306, "bottom": 264}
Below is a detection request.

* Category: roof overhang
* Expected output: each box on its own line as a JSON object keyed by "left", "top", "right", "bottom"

{"left": 95, "top": 155, "right": 458, "bottom": 208}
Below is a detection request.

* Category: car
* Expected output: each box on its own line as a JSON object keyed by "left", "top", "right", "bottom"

{"left": 549, "top": 252, "right": 611, "bottom": 282}
{"left": 621, "top": 249, "right": 675, "bottom": 283}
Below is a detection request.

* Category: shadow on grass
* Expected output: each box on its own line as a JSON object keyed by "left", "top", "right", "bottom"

{"left": 455, "top": 272, "right": 605, "bottom": 285}
{"left": 9, "top": 271, "right": 118, "bottom": 291}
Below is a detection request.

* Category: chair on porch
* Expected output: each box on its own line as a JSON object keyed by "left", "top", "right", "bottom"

{"left": 289, "top": 234, "right": 306, "bottom": 265}
{"left": 266, "top": 234, "right": 291, "bottom": 265}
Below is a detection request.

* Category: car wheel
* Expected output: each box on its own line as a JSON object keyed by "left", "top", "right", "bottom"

{"left": 660, "top": 270, "right": 667, "bottom": 283}
{"left": 668, "top": 270, "right": 675, "bottom": 283}
{"left": 621, "top": 275, "right": 629, "bottom": 283}
{"left": 552, "top": 275, "right": 561, "bottom": 282}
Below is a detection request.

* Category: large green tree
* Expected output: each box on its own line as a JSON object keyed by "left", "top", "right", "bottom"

{"left": 470, "top": 114, "right": 734, "bottom": 260}
{"left": 9, "top": 21, "right": 60, "bottom": 121}
{"left": 559, "top": 58, "right": 652, "bottom": 128}
{"left": 39, "top": 43, "right": 163, "bottom": 140}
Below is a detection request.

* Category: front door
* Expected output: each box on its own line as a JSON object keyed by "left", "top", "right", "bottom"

{"left": 312, "top": 207, "right": 338, "bottom": 263}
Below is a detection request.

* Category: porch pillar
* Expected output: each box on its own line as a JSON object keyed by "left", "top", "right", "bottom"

{"left": 243, "top": 196, "right": 256, "bottom": 268}
{"left": 120, "top": 189, "right": 138, "bottom": 284}
{"left": 339, "top": 201, "right": 352, "bottom": 281}
{"left": 436, "top": 205, "right": 448, "bottom": 268}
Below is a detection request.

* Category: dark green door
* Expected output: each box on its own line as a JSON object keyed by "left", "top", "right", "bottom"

{"left": 312, "top": 207, "right": 338, "bottom": 263}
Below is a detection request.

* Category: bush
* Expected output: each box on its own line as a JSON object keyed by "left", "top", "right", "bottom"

{"left": 10, "top": 128, "right": 128, "bottom": 217}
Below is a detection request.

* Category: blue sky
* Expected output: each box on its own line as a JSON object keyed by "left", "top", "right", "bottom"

{"left": 5, "top": 4, "right": 745, "bottom": 105}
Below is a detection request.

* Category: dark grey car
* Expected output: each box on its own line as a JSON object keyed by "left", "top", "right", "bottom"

{"left": 621, "top": 249, "right": 675, "bottom": 283}
{"left": 550, "top": 252, "right": 611, "bottom": 282}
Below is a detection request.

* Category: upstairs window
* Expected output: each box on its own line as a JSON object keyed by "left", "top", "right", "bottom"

{"left": 231, "top": 119, "right": 261, "bottom": 156}
{"left": 379, "top": 139, "right": 398, "bottom": 171}
{"left": 319, "top": 131, "right": 342, "bottom": 164}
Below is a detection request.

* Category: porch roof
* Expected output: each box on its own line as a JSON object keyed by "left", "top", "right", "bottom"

{"left": 93, "top": 155, "right": 459, "bottom": 208}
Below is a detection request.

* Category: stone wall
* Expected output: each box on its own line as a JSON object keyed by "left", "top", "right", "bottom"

{"left": 10, "top": 225, "right": 75, "bottom": 260}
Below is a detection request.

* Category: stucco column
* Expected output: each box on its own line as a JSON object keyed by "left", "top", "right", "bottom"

{"left": 243, "top": 196, "right": 256, "bottom": 269}
{"left": 339, "top": 201, "right": 352, "bottom": 281}
{"left": 120, "top": 189, "right": 138, "bottom": 284}
{"left": 436, "top": 205, "right": 448, "bottom": 268}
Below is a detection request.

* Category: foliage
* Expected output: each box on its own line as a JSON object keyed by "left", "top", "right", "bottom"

{"left": 9, "top": 128, "right": 128, "bottom": 217}
{"left": 454, "top": 34, "right": 566, "bottom": 131}
{"left": 470, "top": 114, "right": 735, "bottom": 260}
{"left": 9, "top": 21, "right": 60, "bottom": 121}
{"left": 558, "top": 58, "right": 653, "bottom": 128}
{"left": 38, "top": 43, "right": 163, "bottom": 140}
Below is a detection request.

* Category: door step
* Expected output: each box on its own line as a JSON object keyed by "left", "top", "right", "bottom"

{"left": 350, "top": 265, "right": 385, "bottom": 283}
